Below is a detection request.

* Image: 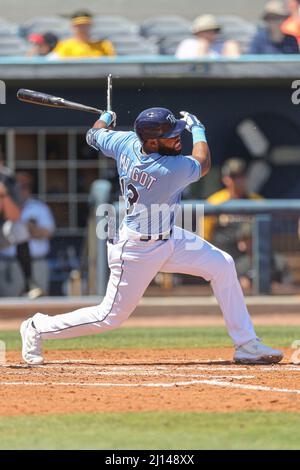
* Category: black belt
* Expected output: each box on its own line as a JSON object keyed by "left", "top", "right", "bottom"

{"left": 108, "top": 229, "right": 173, "bottom": 244}
{"left": 140, "top": 229, "right": 173, "bottom": 242}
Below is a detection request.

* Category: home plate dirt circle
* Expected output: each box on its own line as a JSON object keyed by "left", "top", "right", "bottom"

{"left": 0, "top": 348, "right": 299, "bottom": 415}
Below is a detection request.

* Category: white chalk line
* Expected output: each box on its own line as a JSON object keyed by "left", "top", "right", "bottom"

{"left": 1, "top": 363, "right": 299, "bottom": 372}
{"left": 199, "top": 379, "right": 300, "bottom": 395}
{"left": 176, "top": 365, "right": 300, "bottom": 372}
{"left": 39, "top": 359, "right": 257, "bottom": 367}
{"left": 1, "top": 361, "right": 299, "bottom": 394}
{"left": 0, "top": 379, "right": 300, "bottom": 394}
{"left": 0, "top": 370, "right": 255, "bottom": 380}
{"left": 44, "top": 359, "right": 300, "bottom": 371}
{"left": 0, "top": 380, "right": 208, "bottom": 388}
{"left": 33, "top": 359, "right": 226, "bottom": 365}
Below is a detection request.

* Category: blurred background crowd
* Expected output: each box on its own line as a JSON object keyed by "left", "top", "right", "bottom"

{"left": 1, "top": 1, "right": 300, "bottom": 57}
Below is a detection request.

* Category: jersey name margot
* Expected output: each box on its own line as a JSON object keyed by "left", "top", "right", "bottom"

{"left": 86, "top": 127, "right": 201, "bottom": 234}
{"left": 119, "top": 154, "right": 157, "bottom": 190}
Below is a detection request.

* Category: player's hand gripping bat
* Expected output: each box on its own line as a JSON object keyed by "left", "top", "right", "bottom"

{"left": 17, "top": 89, "right": 103, "bottom": 115}
{"left": 105, "top": 74, "right": 117, "bottom": 128}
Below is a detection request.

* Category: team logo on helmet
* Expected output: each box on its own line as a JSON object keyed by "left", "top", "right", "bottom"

{"left": 166, "top": 114, "right": 176, "bottom": 125}
{"left": 134, "top": 107, "right": 186, "bottom": 142}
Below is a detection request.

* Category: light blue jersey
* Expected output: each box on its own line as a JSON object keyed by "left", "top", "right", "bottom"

{"left": 86, "top": 128, "right": 201, "bottom": 235}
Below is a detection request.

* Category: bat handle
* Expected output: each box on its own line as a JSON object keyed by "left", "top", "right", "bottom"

{"left": 107, "top": 74, "right": 112, "bottom": 111}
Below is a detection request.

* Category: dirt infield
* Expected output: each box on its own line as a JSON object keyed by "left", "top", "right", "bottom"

{"left": 1, "top": 348, "right": 299, "bottom": 416}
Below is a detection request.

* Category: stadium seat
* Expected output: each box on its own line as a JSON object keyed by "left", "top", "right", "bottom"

{"left": 0, "top": 23, "right": 19, "bottom": 37}
{"left": 97, "top": 32, "right": 144, "bottom": 42}
{"left": 91, "top": 26, "right": 139, "bottom": 41}
{"left": 92, "top": 16, "right": 140, "bottom": 37}
{"left": 0, "top": 37, "right": 29, "bottom": 56}
{"left": 19, "top": 16, "right": 70, "bottom": 38}
{"left": 140, "top": 15, "right": 191, "bottom": 40}
{"left": 159, "top": 34, "right": 193, "bottom": 55}
{"left": 217, "top": 15, "right": 256, "bottom": 53}
{"left": 112, "top": 37, "right": 159, "bottom": 55}
{"left": 0, "top": 17, "right": 14, "bottom": 25}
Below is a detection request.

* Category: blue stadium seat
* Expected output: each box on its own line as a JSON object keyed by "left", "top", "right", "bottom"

{"left": 0, "top": 37, "right": 29, "bottom": 56}
{"left": 20, "top": 16, "right": 70, "bottom": 38}
{"left": 112, "top": 37, "right": 159, "bottom": 55}
{"left": 0, "top": 22, "right": 18, "bottom": 37}
{"left": 217, "top": 15, "right": 256, "bottom": 53}
{"left": 159, "top": 34, "right": 193, "bottom": 55}
{"left": 140, "top": 15, "right": 191, "bottom": 40}
{"left": 92, "top": 15, "right": 140, "bottom": 38}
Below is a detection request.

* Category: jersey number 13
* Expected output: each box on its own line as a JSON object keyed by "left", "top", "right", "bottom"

{"left": 120, "top": 177, "right": 140, "bottom": 214}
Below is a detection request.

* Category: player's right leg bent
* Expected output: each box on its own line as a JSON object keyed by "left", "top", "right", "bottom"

{"left": 161, "top": 226, "right": 283, "bottom": 364}
{"left": 21, "top": 236, "right": 173, "bottom": 364}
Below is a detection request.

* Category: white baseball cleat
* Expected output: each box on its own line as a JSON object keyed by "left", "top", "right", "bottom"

{"left": 20, "top": 318, "right": 44, "bottom": 365}
{"left": 234, "top": 338, "right": 283, "bottom": 365}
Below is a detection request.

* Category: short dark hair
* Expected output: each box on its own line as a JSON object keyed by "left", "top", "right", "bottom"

{"left": 221, "top": 158, "right": 246, "bottom": 178}
{"left": 71, "top": 10, "right": 93, "bottom": 20}
{"left": 43, "top": 32, "right": 58, "bottom": 49}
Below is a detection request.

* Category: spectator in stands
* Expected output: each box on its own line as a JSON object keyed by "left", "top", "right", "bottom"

{"left": 203, "top": 158, "right": 262, "bottom": 259}
{"left": 234, "top": 222, "right": 293, "bottom": 291}
{"left": 282, "top": 0, "right": 300, "bottom": 46}
{"left": 175, "top": 14, "right": 240, "bottom": 58}
{"left": 0, "top": 171, "right": 55, "bottom": 297}
{"left": 52, "top": 10, "right": 115, "bottom": 58}
{"left": 0, "top": 157, "right": 36, "bottom": 298}
{"left": 27, "top": 32, "right": 58, "bottom": 57}
{"left": 248, "top": 0, "right": 299, "bottom": 54}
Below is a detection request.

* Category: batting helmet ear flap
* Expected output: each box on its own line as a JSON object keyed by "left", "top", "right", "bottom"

{"left": 134, "top": 107, "right": 186, "bottom": 142}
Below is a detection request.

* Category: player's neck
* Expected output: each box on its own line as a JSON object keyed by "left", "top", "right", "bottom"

{"left": 141, "top": 145, "right": 150, "bottom": 156}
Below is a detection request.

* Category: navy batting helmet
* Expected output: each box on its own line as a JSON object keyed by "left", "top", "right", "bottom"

{"left": 134, "top": 107, "right": 186, "bottom": 142}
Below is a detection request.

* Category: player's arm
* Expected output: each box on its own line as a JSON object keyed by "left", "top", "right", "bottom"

{"left": 27, "top": 209, "right": 55, "bottom": 239}
{"left": 91, "top": 111, "right": 116, "bottom": 130}
{"left": 86, "top": 111, "right": 130, "bottom": 160}
{"left": 28, "top": 222, "right": 52, "bottom": 239}
{"left": 180, "top": 111, "right": 211, "bottom": 177}
{"left": 191, "top": 141, "right": 211, "bottom": 177}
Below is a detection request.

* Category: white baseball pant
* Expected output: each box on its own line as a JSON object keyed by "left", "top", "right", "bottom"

{"left": 32, "top": 226, "right": 257, "bottom": 346}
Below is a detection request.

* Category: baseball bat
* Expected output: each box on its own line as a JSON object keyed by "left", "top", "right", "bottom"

{"left": 107, "top": 74, "right": 112, "bottom": 111}
{"left": 17, "top": 89, "right": 103, "bottom": 115}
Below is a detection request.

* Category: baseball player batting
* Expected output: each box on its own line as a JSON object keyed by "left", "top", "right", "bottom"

{"left": 20, "top": 107, "right": 283, "bottom": 365}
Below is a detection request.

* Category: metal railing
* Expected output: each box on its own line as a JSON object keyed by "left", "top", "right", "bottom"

{"left": 86, "top": 180, "right": 112, "bottom": 296}
{"left": 87, "top": 194, "right": 300, "bottom": 296}
{"left": 201, "top": 200, "right": 300, "bottom": 294}
{"left": 2, "top": 55, "right": 300, "bottom": 80}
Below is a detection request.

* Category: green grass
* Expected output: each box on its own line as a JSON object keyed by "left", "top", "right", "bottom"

{"left": 0, "top": 411, "right": 299, "bottom": 450}
{"left": 1, "top": 325, "right": 299, "bottom": 351}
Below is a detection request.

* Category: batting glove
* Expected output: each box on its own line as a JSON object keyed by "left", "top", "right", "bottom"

{"left": 180, "top": 111, "right": 205, "bottom": 133}
{"left": 99, "top": 110, "right": 117, "bottom": 128}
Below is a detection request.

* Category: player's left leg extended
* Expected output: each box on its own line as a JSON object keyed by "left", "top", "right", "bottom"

{"left": 161, "top": 227, "right": 283, "bottom": 363}
{"left": 20, "top": 235, "right": 174, "bottom": 364}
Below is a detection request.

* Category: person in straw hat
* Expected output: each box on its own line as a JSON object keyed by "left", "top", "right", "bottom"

{"left": 175, "top": 14, "right": 240, "bottom": 59}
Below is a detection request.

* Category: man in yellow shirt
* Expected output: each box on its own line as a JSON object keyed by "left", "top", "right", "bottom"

{"left": 53, "top": 10, "right": 115, "bottom": 58}
{"left": 203, "top": 158, "right": 262, "bottom": 257}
